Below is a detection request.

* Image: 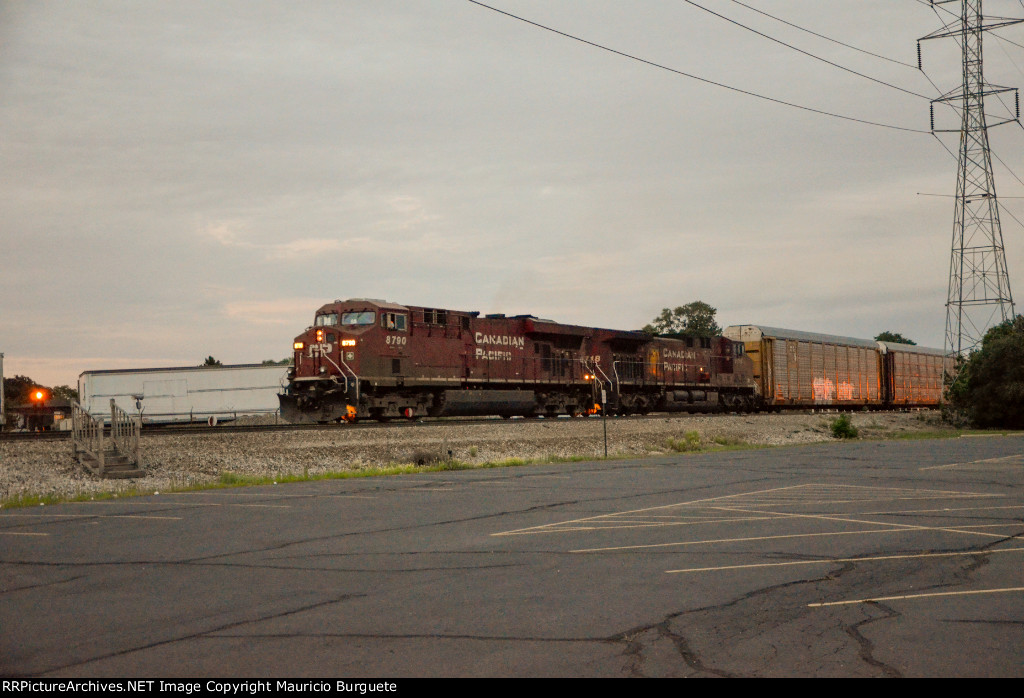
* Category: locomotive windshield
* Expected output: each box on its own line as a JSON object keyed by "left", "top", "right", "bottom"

{"left": 315, "top": 313, "right": 339, "bottom": 326}
{"left": 341, "top": 311, "right": 375, "bottom": 326}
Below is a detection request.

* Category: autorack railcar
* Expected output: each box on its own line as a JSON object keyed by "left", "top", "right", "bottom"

{"left": 723, "top": 325, "right": 952, "bottom": 409}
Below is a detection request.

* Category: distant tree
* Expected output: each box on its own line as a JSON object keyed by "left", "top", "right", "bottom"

{"left": 3, "top": 375, "right": 38, "bottom": 406}
{"left": 875, "top": 331, "right": 917, "bottom": 345}
{"left": 642, "top": 301, "right": 722, "bottom": 338}
{"left": 202, "top": 356, "right": 223, "bottom": 367}
{"left": 261, "top": 358, "right": 293, "bottom": 366}
{"left": 51, "top": 385, "right": 79, "bottom": 402}
{"left": 948, "top": 315, "right": 1024, "bottom": 428}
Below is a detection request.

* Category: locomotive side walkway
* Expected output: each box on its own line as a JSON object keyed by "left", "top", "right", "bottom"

{"left": 1, "top": 435, "right": 1022, "bottom": 677}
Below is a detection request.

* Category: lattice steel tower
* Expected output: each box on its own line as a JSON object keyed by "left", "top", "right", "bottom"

{"left": 921, "top": 0, "right": 1019, "bottom": 358}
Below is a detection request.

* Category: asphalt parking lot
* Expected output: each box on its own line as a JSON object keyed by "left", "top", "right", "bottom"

{"left": 2, "top": 435, "right": 1022, "bottom": 677}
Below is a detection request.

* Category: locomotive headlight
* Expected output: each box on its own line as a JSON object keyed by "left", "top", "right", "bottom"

{"left": 341, "top": 339, "right": 356, "bottom": 347}
{"left": 294, "top": 342, "right": 305, "bottom": 350}
{"left": 316, "top": 329, "right": 324, "bottom": 342}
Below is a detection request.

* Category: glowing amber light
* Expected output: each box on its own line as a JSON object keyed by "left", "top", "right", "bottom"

{"left": 341, "top": 339, "right": 356, "bottom": 347}
{"left": 316, "top": 329, "right": 324, "bottom": 342}
{"left": 293, "top": 342, "right": 304, "bottom": 350}
{"left": 34, "top": 391, "right": 44, "bottom": 401}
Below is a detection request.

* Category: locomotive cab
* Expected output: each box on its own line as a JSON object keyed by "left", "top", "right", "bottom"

{"left": 280, "top": 299, "right": 420, "bottom": 423}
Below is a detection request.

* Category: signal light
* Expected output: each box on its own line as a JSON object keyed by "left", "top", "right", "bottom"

{"left": 30, "top": 388, "right": 49, "bottom": 403}
{"left": 316, "top": 329, "right": 324, "bottom": 342}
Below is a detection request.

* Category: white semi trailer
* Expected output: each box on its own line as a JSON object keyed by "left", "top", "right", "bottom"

{"left": 78, "top": 364, "right": 289, "bottom": 425}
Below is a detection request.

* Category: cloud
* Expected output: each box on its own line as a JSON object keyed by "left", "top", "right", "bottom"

{"left": 221, "top": 298, "right": 328, "bottom": 325}
{"left": 200, "top": 219, "right": 372, "bottom": 261}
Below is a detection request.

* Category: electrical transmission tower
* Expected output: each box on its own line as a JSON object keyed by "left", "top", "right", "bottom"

{"left": 921, "top": 0, "right": 1019, "bottom": 360}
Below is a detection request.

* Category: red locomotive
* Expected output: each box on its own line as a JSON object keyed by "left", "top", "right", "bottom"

{"left": 279, "top": 298, "right": 758, "bottom": 423}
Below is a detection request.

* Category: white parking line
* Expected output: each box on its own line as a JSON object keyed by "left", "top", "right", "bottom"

{"left": 667, "top": 546, "right": 1024, "bottom": 574}
{"left": 571, "top": 527, "right": 903, "bottom": 553}
{"left": 809, "top": 586, "right": 1024, "bottom": 607}
{"left": 0, "top": 531, "right": 49, "bottom": 536}
{"left": 711, "top": 505, "right": 1024, "bottom": 542}
{"left": 493, "top": 484, "right": 809, "bottom": 536}
{"left": 921, "top": 454, "right": 1023, "bottom": 471}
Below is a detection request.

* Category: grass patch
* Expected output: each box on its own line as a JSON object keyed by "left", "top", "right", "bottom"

{"left": 830, "top": 414, "right": 859, "bottom": 439}
{"left": 5, "top": 424, "right": 1011, "bottom": 509}
{"left": 666, "top": 431, "right": 702, "bottom": 452}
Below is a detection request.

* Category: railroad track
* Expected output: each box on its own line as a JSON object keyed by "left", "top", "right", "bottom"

{"left": 0, "top": 407, "right": 935, "bottom": 442}
{"left": 2, "top": 415, "right": 601, "bottom": 441}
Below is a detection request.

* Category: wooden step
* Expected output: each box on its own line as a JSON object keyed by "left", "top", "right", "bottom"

{"left": 79, "top": 450, "right": 145, "bottom": 479}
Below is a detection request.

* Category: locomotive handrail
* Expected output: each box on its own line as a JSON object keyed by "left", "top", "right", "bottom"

{"left": 332, "top": 353, "right": 361, "bottom": 407}
{"left": 581, "top": 357, "right": 613, "bottom": 393}
{"left": 591, "top": 360, "right": 612, "bottom": 389}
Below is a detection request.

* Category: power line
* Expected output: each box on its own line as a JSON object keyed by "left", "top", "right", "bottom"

{"left": 680, "top": 0, "right": 931, "bottom": 99}
{"left": 729, "top": 0, "right": 919, "bottom": 69}
{"left": 1000, "top": 200, "right": 1024, "bottom": 232}
{"left": 465, "top": 1, "right": 930, "bottom": 134}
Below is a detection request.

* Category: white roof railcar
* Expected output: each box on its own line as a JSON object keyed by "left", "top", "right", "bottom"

{"left": 78, "top": 364, "right": 289, "bottom": 425}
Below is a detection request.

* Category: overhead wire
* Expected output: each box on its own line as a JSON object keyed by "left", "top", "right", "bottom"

{"left": 728, "top": 0, "right": 919, "bottom": 69}
{"left": 465, "top": 0, "right": 929, "bottom": 133}
{"left": 679, "top": 0, "right": 932, "bottom": 100}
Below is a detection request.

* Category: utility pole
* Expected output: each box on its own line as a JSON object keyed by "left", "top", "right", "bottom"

{"left": 921, "top": 1, "right": 1020, "bottom": 363}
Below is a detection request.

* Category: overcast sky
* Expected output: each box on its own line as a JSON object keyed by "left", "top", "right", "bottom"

{"left": 3, "top": 1, "right": 1024, "bottom": 388}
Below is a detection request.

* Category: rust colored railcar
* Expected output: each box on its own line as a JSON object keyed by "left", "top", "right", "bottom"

{"left": 879, "top": 342, "right": 951, "bottom": 406}
{"left": 724, "top": 325, "right": 949, "bottom": 410}
{"left": 279, "top": 298, "right": 758, "bottom": 423}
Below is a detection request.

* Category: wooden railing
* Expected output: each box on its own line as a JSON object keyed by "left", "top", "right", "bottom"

{"left": 71, "top": 399, "right": 141, "bottom": 476}
{"left": 110, "top": 398, "right": 140, "bottom": 464}
{"left": 71, "top": 401, "right": 106, "bottom": 473}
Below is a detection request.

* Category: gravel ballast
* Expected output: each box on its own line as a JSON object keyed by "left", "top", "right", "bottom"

{"left": 0, "top": 411, "right": 948, "bottom": 503}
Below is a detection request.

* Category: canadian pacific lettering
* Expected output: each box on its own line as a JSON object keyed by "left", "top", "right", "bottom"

{"left": 475, "top": 347, "right": 513, "bottom": 361}
{"left": 474, "top": 332, "right": 525, "bottom": 348}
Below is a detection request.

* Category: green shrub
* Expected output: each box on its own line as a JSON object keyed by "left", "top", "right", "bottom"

{"left": 712, "top": 435, "right": 745, "bottom": 446}
{"left": 947, "top": 315, "right": 1024, "bottom": 429}
{"left": 667, "top": 431, "right": 702, "bottom": 452}
{"left": 830, "top": 414, "right": 859, "bottom": 439}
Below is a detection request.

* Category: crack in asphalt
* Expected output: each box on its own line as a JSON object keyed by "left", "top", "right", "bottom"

{"left": 211, "top": 631, "right": 611, "bottom": 642}
{"left": 0, "top": 473, "right": 782, "bottom": 570}
{"left": 606, "top": 568, "right": 846, "bottom": 677}
{"left": 844, "top": 602, "right": 903, "bottom": 678}
{"left": 0, "top": 559, "right": 524, "bottom": 574}
{"left": 0, "top": 574, "right": 85, "bottom": 595}
{"left": 30, "top": 593, "right": 366, "bottom": 677}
